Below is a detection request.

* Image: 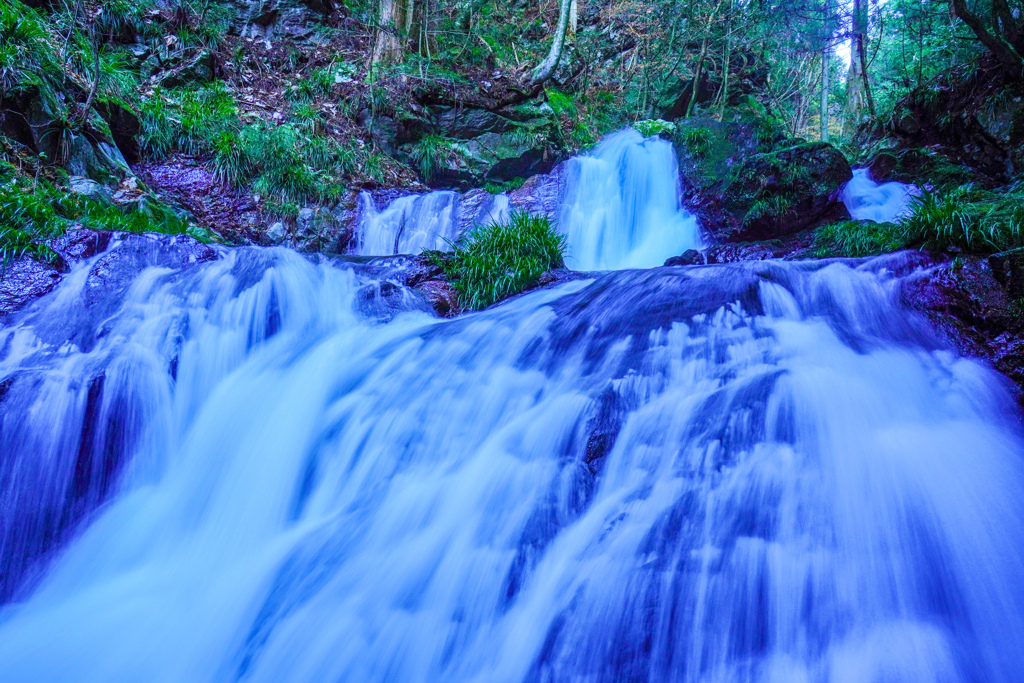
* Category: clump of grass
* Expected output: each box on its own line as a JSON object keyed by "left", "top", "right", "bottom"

{"left": 408, "top": 134, "right": 468, "bottom": 183}
{"left": 817, "top": 184, "right": 1024, "bottom": 257}
{"left": 0, "top": 0, "right": 62, "bottom": 104}
{"left": 814, "top": 220, "right": 906, "bottom": 257}
{"left": 427, "top": 211, "right": 566, "bottom": 310}
{"left": 139, "top": 85, "right": 349, "bottom": 204}
{"left": 484, "top": 177, "right": 527, "bottom": 194}
{"left": 633, "top": 119, "right": 676, "bottom": 138}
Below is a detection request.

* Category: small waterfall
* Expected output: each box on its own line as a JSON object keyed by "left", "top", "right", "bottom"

{"left": 842, "top": 168, "right": 921, "bottom": 223}
{"left": 557, "top": 128, "right": 702, "bottom": 270}
{"left": 353, "top": 191, "right": 512, "bottom": 256}
{"left": 354, "top": 191, "right": 461, "bottom": 255}
{"left": 2, "top": 239, "right": 1024, "bottom": 682}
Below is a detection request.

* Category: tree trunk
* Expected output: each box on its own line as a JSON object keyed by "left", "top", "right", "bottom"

{"left": 371, "top": 0, "right": 418, "bottom": 67}
{"left": 684, "top": 36, "right": 708, "bottom": 119}
{"left": 950, "top": 0, "right": 1024, "bottom": 78}
{"left": 853, "top": 0, "right": 876, "bottom": 118}
{"left": 820, "top": 47, "right": 829, "bottom": 141}
{"left": 531, "top": 0, "right": 573, "bottom": 84}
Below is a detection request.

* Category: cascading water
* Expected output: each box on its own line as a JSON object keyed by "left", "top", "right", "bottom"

{"left": 842, "top": 168, "right": 921, "bottom": 224}
{"left": 558, "top": 128, "right": 702, "bottom": 270}
{"left": 353, "top": 191, "right": 511, "bottom": 256}
{"left": 352, "top": 128, "right": 701, "bottom": 269}
{"left": 2, "top": 228, "right": 1024, "bottom": 681}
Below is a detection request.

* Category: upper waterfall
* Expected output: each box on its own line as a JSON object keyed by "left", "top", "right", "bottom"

{"left": 557, "top": 128, "right": 702, "bottom": 270}
{"left": 352, "top": 128, "right": 701, "bottom": 269}
{"left": 842, "top": 167, "right": 921, "bottom": 224}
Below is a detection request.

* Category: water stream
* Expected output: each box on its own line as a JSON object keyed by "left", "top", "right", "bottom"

{"left": 842, "top": 168, "right": 921, "bottom": 224}
{"left": 0, "top": 141, "right": 1022, "bottom": 682}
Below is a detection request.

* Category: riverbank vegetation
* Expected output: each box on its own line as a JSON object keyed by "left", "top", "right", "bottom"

{"left": 2, "top": 0, "right": 1024, "bottom": 297}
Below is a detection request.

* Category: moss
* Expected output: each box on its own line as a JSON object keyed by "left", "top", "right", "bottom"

{"left": 426, "top": 211, "right": 565, "bottom": 310}
{"left": 633, "top": 119, "right": 676, "bottom": 138}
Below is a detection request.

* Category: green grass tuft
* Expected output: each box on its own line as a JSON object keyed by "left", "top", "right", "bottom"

{"left": 427, "top": 211, "right": 566, "bottom": 310}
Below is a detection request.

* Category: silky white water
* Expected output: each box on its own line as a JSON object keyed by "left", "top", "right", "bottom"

{"left": 1, "top": 235, "right": 1023, "bottom": 682}
{"left": 558, "top": 128, "right": 702, "bottom": 270}
{"left": 353, "top": 128, "right": 701, "bottom": 269}
{"left": 842, "top": 168, "right": 921, "bottom": 224}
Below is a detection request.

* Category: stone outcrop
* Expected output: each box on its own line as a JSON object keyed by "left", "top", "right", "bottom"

{"left": 671, "top": 119, "right": 851, "bottom": 243}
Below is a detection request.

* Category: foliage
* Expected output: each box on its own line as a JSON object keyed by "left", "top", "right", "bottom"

{"left": 817, "top": 184, "right": 1024, "bottom": 257}
{"left": 408, "top": 134, "right": 468, "bottom": 183}
{"left": 633, "top": 119, "right": 676, "bottom": 138}
{"left": 0, "top": 168, "right": 192, "bottom": 265}
{"left": 814, "top": 219, "right": 906, "bottom": 257}
{"left": 676, "top": 126, "right": 712, "bottom": 157}
{"left": 427, "top": 212, "right": 566, "bottom": 310}
{"left": 484, "top": 177, "right": 527, "bottom": 195}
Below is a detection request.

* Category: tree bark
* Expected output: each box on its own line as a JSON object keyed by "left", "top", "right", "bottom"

{"left": 950, "top": 0, "right": 1024, "bottom": 78}
{"left": 853, "top": 0, "right": 876, "bottom": 118}
{"left": 371, "top": 0, "right": 419, "bottom": 67}
{"left": 821, "top": 47, "right": 829, "bottom": 141}
{"left": 531, "top": 0, "right": 573, "bottom": 84}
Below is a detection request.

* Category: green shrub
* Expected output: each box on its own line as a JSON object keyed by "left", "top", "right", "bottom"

{"left": 408, "top": 134, "right": 467, "bottom": 183}
{"left": 427, "top": 211, "right": 566, "bottom": 310}
{"left": 484, "top": 177, "right": 528, "bottom": 195}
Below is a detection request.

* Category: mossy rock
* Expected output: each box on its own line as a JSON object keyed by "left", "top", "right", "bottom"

{"left": 867, "top": 148, "right": 979, "bottom": 189}
{"left": 693, "top": 141, "right": 852, "bottom": 242}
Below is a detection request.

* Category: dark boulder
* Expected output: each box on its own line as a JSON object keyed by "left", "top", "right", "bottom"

{"left": 664, "top": 249, "right": 705, "bottom": 267}
{"left": 900, "top": 253, "right": 1024, "bottom": 391}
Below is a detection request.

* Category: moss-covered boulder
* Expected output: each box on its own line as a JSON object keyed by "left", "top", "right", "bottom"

{"left": 675, "top": 119, "right": 852, "bottom": 242}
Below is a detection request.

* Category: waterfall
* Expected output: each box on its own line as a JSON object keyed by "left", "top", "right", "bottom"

{"left": 557, "top": 128, "right": 702, "bottom": 270}
{"left": 2, "top": 236, "right": 1024, "bottom": 682}
{"left": 353, "top": 129, "right": 701, "bottom": 270}
{"left": 842, "top": 168, "right": 921, "bottom": 224}
{"left": 353, "top": 191, "right": 511, "bottom": 257}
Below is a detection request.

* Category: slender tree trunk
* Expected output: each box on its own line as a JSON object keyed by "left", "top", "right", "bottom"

{"left": 684, "top": 36, "right": 708, "bottom": 119}
{"left": 371, "top": 0, "right": 419, "bottom": 67}
{"left": 821, "top": 48, "right": 829, "bottom": 141}
{"left": 531, "top": 0, "right": 573, "bottom": 84}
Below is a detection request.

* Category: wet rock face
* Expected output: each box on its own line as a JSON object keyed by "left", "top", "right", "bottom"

{"left": 355, "top": 254, "right": 459, "bottom": 317}
{"left": 0, "top": 260, "right": 63, "bottom": 317}
{"left": 135, "top": 156, "right": 261, "bottom": 244}
{"left": 900, "top": 252, "right": 1024, "bottom": 392}
{"left": 715, "top": 142, "right": 852, "bottom": 241}
{"left": 292, "top": 207, "right": 353, "bottom": 255}
{"left": 0, "top": 232, "right": 219, "bottom": 325}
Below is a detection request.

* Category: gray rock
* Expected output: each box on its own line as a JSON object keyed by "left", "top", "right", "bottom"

{"left": 664, "top": 249, "right": 705, "bottom": 267}
{"left": 159, "top": 50, "right": 215, "bottom": 88}
{"left": 69, "top": 177, "right": 113, "bottom": 204}
{"left": 266, "top": 222, "right": 288, "bottom": 244}
{"left": 292, "top": 207, "right": 353, "bottom": 254}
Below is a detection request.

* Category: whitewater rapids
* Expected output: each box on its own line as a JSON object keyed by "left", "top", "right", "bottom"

{"left": 0, "top": 236, "right": 1023, "bottom": 682}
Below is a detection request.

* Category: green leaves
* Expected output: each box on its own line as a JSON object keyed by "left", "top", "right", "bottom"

{"left": 816, "top": 184, "right": 1024, "bottom": 257}
{"left": 430, "top": 211, "right": 566, "bottom": 311}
